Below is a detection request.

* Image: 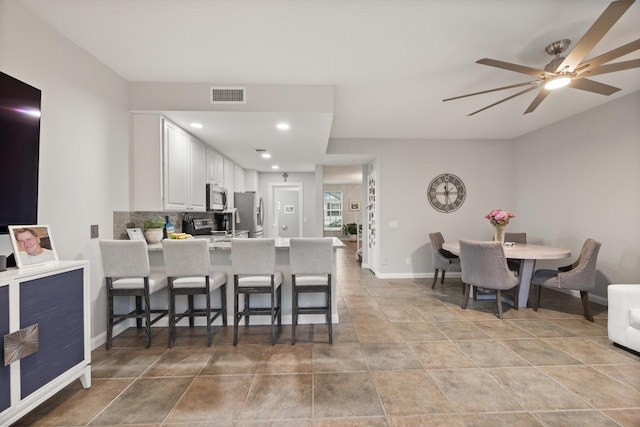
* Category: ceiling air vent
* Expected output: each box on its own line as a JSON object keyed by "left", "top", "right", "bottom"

{"left": 210, "top": 87, "right": 246, "bottom": 104}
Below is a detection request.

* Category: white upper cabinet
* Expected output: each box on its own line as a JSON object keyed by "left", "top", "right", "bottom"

{"left": 206, "top": 146, "right": 224, "bottom": 186}
{"left": 189, "top": 135, "right": 207, "bottom": 211}
{"left": 234, "top": 164, "right": 245, "bottom": 193}
{"left": 131, "top": 114, "right": 205, "bottom": 212}
{"left": 163, "top": 121, "right": 190, "bottom": 210}
{"left": 223, "top": 157, "right": 235, "bottom": 207}
{"left": 244, "top": 169, "right": 259, "bottom": 192}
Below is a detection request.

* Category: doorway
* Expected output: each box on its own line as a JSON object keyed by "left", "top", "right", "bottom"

{"left": 268, "top": 183, "right": 303, "bottom": 238}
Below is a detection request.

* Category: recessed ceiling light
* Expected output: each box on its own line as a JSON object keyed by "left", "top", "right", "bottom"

{"left": 190, "top": 122, "right": 203, "bottom": 129}
{"left": 271, "top": 165, "right": 280, "bottom": 169}
{"left": 276, "top": 122, "right": 290, "bottom": 131}
{"left": 261, "top": 152, "right": 272, "bottom": 159}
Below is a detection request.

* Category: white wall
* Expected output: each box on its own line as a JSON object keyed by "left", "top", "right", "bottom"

{"left": 514, "top": 91, "right": 640, "bottom": 298}
{"left": 0, "top": 0, "right": 130, "bottom": 342}
{"left": 374, "top": 140, "right": 516, "bottom": 276}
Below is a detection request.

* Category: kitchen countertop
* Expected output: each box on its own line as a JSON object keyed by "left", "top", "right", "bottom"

{"left": 146, "top": 237, "right": 345, "bottom": 251}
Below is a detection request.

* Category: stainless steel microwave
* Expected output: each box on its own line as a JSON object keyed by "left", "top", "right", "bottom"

{"left": 206, "top": 184, "right": 227, "bottom": 211}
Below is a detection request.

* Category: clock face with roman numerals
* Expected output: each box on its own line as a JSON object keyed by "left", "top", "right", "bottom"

{"left": 428, "top": 173, "right": 465, "bottom": 213}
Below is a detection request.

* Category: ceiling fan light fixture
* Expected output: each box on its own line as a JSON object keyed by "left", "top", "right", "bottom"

{"left": 544, "top": 75, "right": 572, "bottom": 90}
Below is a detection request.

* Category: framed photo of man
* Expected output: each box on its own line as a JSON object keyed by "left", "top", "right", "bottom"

{"left": 9, "top": 225, "right": 59, "bottom": 268}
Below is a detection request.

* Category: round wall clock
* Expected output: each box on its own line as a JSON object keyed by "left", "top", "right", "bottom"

{"left": 428, "top": 173, "right": 466, "bottom": 213}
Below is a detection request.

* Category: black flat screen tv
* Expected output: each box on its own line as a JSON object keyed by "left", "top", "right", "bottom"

{"left": 0, "top": 71, "right": 41, "bottom": 234}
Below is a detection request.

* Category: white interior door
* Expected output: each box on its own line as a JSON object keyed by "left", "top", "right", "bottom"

{"left": 269, "top": 183, "right": 303, "bottom": 238}
{"left": 275, "top": 188, "right": 300, "bottom": 238}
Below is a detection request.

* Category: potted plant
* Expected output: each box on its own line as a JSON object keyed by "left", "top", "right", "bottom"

{"left": 342, "top": 223, "right": 359, "bottom": 241}
{"left": 143, "top": 217, "right": 165, "bottom": 244}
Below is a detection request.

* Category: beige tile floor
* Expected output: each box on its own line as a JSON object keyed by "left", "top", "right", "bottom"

{"left": 14, "top": 244, "right": 640, "bottom": 426}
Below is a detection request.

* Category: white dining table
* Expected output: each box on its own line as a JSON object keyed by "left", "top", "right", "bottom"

{"left": 442, "top": 242, "right": 571, "bottom": 308}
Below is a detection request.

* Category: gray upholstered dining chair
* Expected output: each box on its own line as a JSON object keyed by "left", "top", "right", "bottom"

{"left": 231, "top": 238, "right": 283, "bottom": 345}
{"left": 429, "top": 232, "right": 461, "bottom": 290}
{"left": 162, "top": 239, "right": 227, "bottom": 347}
{"left": 459, "top": 239, "right": 519, "bottom": 319}
{"left": 99, "top": 240, "right": 168, "bottom": 349}
{"left": 504, "top": 232, "right": 527, "bottom": 272}
{"left": 289, "top": 238, "right": 334, "bottom": 345}
{"left": 531, "top": 238, "right": 601, "bottom": 322}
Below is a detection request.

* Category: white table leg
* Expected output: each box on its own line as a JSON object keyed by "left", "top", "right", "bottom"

{"left": 518, "top": 259, "right": 536, "bottom": 308}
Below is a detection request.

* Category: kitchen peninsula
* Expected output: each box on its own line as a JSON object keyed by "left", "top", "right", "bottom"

{"left": 144, "top": 237, "right": 345, "bottom": 327}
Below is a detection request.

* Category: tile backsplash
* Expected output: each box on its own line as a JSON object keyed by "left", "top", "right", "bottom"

{"left": 113, "top": 211, "right": 183, "bottom": 240}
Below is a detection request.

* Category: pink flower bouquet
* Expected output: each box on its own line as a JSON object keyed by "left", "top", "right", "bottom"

{"left": 485, "top": 209, "right": 515, "bottom": 227}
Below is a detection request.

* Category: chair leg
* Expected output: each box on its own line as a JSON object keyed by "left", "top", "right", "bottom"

{"left": 221, "top": 284, "right": 228, "bottom": 326}
{"left": 580, "top": 291, "right": 594, "bottom": 322}
{"left": 277, "top": 285, "right": 282, "bottom": 328}
{"left": 327, "top": 278, "right": 333, "bottom": 344}
{"left": 496, "top": 289, "right": 503, "bottom": 319}
{"left": 135, "top": 296, "right": 143, "bottom": 329}
{"left": 245, "top": 294, "right": 250, "bottom": 326}
{"left": 168, "top": 288, "right": 175, "bottom": 348}
{"left": 462, "top": 283, "right": 470, "bottom": 309}
{"left": 532, "top": 284, "right": 541, "bottom": 311}
{"left": 188, "top": 295, "right": 195, "bottom": 327}
{"left": 270, "top": 282, "right": 276, "bottom": 346}
{"left": 441, "top": 270, "right": 446, "bottom": 284}
{"left": 233, "top": 279, "right": 239, "bottom": 346}
{"left": 206, "top": 280, "right": 212, "bottom": 347}
{"left": 143, "top": 289, "right": 151, "bottom": 348}
{"left": 513, "top": 285, "right": 519, "bottom": 310}
{"left": 106, "top": 285, "right": 114, "bottom": 350}
{"left": 431, "top": 270, "right": 439, "bottom": 289}
{"left": 291, "top": 278, "right": 297, "bottom": 345}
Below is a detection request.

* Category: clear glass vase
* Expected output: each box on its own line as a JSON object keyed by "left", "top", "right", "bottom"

{"left": 494, "top": 225, "right": 505, "bottom": 244}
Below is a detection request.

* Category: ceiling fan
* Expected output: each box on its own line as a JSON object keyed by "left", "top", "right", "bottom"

{"left": 443, "top": 0, "right": 640, "bottom": 116}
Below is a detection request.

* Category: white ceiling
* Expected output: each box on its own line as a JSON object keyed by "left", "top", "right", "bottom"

{"left": 19, "top": 0, "right": 640, "bottom": 183}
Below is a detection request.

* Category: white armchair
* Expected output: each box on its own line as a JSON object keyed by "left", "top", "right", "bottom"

{"left": 608, "top": 284, "right": 640, "bottom": 355}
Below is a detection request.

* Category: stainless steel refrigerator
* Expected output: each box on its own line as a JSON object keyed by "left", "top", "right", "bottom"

{"left": 234, "top": 191, "right": 264, "bottom": 238}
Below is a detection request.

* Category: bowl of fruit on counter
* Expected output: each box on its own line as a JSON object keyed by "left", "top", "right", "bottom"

{"left": 168, "top": 232, "right": 193, "bottom": 240}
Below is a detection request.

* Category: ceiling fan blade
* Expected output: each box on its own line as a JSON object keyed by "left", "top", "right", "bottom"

{"left": 443, "top": 81, "right": 538, "bottom": 102}
{"left": 524, "top": 89, "right": 551, "bottom": 114}
{"left": 468, "top": 85, "right": 539, "bottom": 116}
{"left": 556, "top": 0, "right": 635, "bottom": 73}
{"left": 476, "top": 58, "right": 551, "bottom": 78}
{"left": 586, "top": 58, "right": 640, "bottom": 77}
{"left": 568, "top": 78, "right": 621, "bottom": 95}
{"left": 575, "top": 39, "right": 640, "bottom": 74}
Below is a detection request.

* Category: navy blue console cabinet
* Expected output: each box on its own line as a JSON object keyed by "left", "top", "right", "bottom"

{"left": 0, "top": 261, "right": 90, "bottom": 425}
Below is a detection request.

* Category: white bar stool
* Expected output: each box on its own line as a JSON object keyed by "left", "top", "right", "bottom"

{"left": 162, "top": 239, "right": 227, "bottom": 347}
{"left": 231, "top": 238, "right": 283, "bottom": 345}
{"left": 289, "top": 238, "right": 334, "bottom": 344}
{"left": 99, "top": 240, "right": 168, "bottom": 349}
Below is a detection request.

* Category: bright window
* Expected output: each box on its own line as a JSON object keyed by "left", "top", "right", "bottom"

{"left": 324, "top": 191, "right": 342, "bottom": 230}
